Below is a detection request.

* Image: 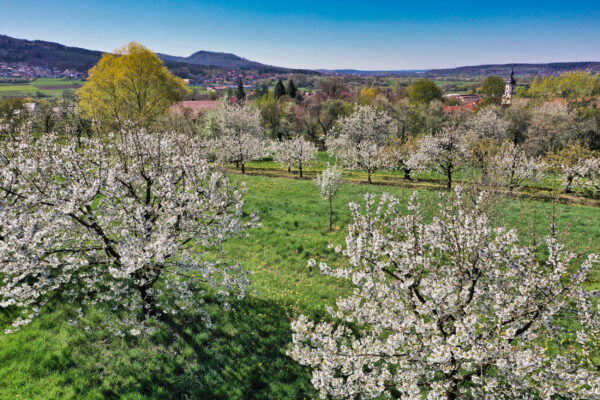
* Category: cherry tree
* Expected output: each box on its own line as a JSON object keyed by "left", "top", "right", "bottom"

{"left": 575, "top": 157, "right": 600, "bottom": 196}
{"left": 408, "top": 124, "right": 467, "bottom": 189}
{"left": 463, "top": 108, "right": 509, "bottom": 184}
{"left": 274, "top": 136, "right": 319, "bottom": 177}
{"left": 525, "top": 103, "right": 575, "bottom": 157}
{"left": 545, "top": 144, "right": 596, "bottom": 194}
{"left": 0, "top": 125, "right": 256, "bottom": 334}
{"left": 290, "top": 189, "right": 600, "bottom": 399}
{"left": 381, "top": 136, "right": 420, "bottom": 180}
{"left": 314, "top": 164, "right": 344, "bottom": 231}
{"left": 211, "top": 104, "right": 270, "bottom": 173}
{"left": 327, "top": 105, "right": 392, "bottom": 184}
{"left": 489, "top": 141, "right": 545, "bottom": 192}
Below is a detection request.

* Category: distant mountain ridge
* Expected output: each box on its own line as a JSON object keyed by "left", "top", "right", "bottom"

{"left": 315, "top": 69, "right": 428, "bottom": 76}
{"left": 157, "top": 50, "right": 313, "bottom": 73}
{"left": 0, "top": 34, "right": 103, "bottom": 71}
{"left": 426, "top": 62, "right": 600, "bottom": 77}
{"left": 2, "top": 34, "right": 599, "bottom": 78}
{"left": 158, "top": 50, "right": 270, "bottom": 70}
{"left": 0, "top": 34, "right": 313, "bottom": 75}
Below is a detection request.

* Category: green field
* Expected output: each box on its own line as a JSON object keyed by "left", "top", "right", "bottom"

{"left": 0, "top": 78, "right": 85, "bottom": 98}
{"left": 1, "top": 174, "right": 599, "bottom": 399}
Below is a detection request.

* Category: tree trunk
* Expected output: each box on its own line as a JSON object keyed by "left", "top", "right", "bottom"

{"left": 138, "top": 285, "right": 157, "bottom": 319}
{"left": 329, "top": 198, "right": 333, "bottom": 232}
{"left": 299, "top": 162, "right": 303, "bottom": 178}
{"left": 446, "top": 165, "right": 452, "bottom": 190}
{"left": 368, "top": 169, "right": 372, "bottom": 184}
{"left": 404, "top": 167, "right": 412, "bottom": 180}
{"left": 481, "top": 165, "right": 488, "bottom": 185}
{"left": 509, "top": 169, "right": 515, "bottom": 193}
{"left": 242, "top": 163, "right": 246, "bottom": 174}
{"left": 566, "top": 175, "right": 573, "bottom": 194}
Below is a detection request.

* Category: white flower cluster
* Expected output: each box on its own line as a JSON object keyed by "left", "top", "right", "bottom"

{"left": 314, "top": 164, "right": 344, "bottom": 231}
{"left": 574, "top": 157, "right": 600, "bottom": 196}
{"left": 489, "top": 141, "right": 546, "bottom": 192}
{"left": 273, "top": 137, "right": 318, "bottom": 177}
{"left": 210, "top": 104, "right": 270, "bottom": 173}
{"left": 314, "top": 164, "right": 344, "bottom": 202}
{"left": 0, "top": 124, "right": 257, "bottom": 334}
{"left": 407, "top": 125, "right": 467, "bottom": 189}
{"left": 327, "top": 105, "right": 392, "bottom": 183}
{"left": 466, "top": 108, "right": 509, "bottom": 141}
{"left": 289, "top": 188, "right": 600, "bottom": 399}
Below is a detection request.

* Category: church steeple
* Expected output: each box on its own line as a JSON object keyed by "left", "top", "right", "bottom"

{"left": 509, "top": 65, "right": 516, "bottom": 86}
{"left": 502, "top": 65, "right": 517, "bottom": 105}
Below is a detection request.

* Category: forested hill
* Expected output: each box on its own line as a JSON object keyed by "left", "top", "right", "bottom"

{"left": 0, "top": 34, "right": 102, "bottom": 71}
{"left": 0, "top": 34, "right": 314, "bottom": 75}
{"left": 426, "top": 62, "right": 600, "bottom": 77}
{"left": 158, "top": 50, "right": 286, "bottom": 72}
{"left": 157, "top": 51, "right": 314, "bottom": 74}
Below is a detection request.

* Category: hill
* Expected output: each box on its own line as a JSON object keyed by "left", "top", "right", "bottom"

{"left": 157, "top": 50, "right": 312, "bottom": 73}
{"left": 0, "top": 34, "right": 102, "bottom": 72}
{"left": 426, "top": 62, "right": 600, "bottom": 77}
{"left": 159, "top": 50, "right": 269, "bottom": 70}
{"left": 0, "top": 34, "right": 314, "bottom": 76}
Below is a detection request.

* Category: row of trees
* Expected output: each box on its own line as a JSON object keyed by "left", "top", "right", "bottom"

{"left": 5, "top": 102, "right": 600, "bottom": 398}
{"left": 199, "top": 100, "right": 600, "bottom": 197}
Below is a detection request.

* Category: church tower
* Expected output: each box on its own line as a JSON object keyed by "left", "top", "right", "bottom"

{"left": 502, "top": 65, "right": 517, "bottom": 105}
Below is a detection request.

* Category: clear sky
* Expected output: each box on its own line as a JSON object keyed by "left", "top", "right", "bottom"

{"left": 1, "top": 0, "right": 599, "bottom": 70}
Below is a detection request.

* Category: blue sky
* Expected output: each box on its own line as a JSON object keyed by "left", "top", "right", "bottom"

{"left": 1, "top": 0, "right": 599, "bottom": 70}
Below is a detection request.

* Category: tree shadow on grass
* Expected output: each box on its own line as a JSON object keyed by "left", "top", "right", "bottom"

{"left": 87, "top": 296, "right": 316, "bottom": 400}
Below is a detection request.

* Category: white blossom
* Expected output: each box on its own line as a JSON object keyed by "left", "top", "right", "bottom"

{"left": 274, "top": 137, "right": 318, "bottom": 177}
{"left": 314, "top": 164, "right": 344, "bottom": 232}
{"left": 489, "top": 141, "right": 546, "bottom": 192}
{"left": 210, "top": 104, "right": 270, "bottom": 173}
{"left": 0, "top": 124, "right": 257, "bottom": 333}
{"left": 289, "top": 188, "right": 600, "bottom": 399}
{"left": 408, "top": 125, "right": 468, "bottom": 189}
{"left": 574, "top": 157, "right": 600, "bottom": 196}
{"left": 327, "top": 105, "right": 392, "bottom": 184}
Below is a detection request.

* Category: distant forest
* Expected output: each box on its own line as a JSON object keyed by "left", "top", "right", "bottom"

{"left": 0, "top": 34, "right": 314, "bottom": 76}
{"left": 427, "top": 62, "right": 600, "bottom": 77}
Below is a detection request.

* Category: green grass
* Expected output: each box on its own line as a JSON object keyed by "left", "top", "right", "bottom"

{"left": 30, "top": 78, "right": 85, "bottom": 88}
{"left": 1, "top": 175, "right": 599, "bottom": 399}
{"left": 0, "top": 78, "right": 84, "bottom": 98}
{"left": 242, "top": 152, "right": 598, "bottom": 207}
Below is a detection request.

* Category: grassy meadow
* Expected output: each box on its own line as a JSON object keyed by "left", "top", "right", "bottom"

{"left": 1, "top": 174, "right": 599, "bottom": 399}
{"left": 0, "top": 78, "right": 84, "bottom": 98}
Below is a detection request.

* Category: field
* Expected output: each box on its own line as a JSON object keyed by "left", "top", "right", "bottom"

{"left": 1, "top": 173, "right": 599, "bottom": 399}
{"left": 0, "top": 78, "right": 85, "bottom": 98}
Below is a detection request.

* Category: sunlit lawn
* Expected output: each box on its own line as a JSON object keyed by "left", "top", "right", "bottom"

{"left": 1, "top": 174, "right": 599, "bottom": 399}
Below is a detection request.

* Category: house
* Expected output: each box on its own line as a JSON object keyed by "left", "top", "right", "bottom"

{"left": 445, "top": 93, "right": 481, "bottom": 105}
{"left": 459, "top": 94, "right": 481, "bottom": 104}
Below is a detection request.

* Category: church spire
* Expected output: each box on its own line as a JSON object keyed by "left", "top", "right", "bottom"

{"left": 502, "top": 64, "right": 517, "bottom": 105}
{"left": 509, "top": 64, "right": 516, "bottom": 86}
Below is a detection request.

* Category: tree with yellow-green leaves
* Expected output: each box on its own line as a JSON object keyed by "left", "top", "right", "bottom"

{"left": 78, "top": 42, "right": 191, "bottom": 130}
{"left": 528, "top": 71, "right": 600, "bottom": 103}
